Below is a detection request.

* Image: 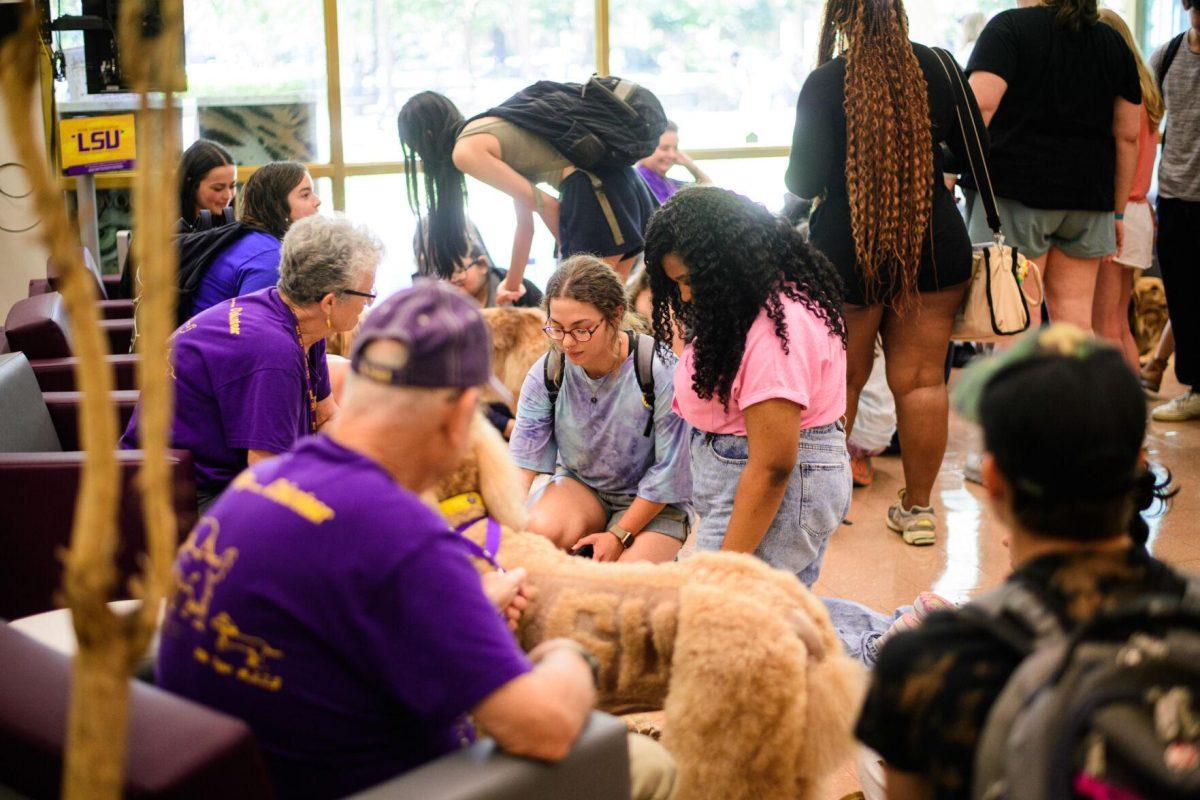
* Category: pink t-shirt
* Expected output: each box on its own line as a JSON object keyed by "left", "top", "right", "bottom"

{"left": 672, "top": 294, "right": 847, "bottom": 436}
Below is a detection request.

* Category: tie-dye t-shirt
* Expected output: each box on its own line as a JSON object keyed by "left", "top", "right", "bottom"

{"left": 510, "top": 342, "right": 693, "bottom": 509}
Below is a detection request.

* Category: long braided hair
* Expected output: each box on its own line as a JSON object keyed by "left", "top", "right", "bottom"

{"left": 818, "top": 0, "right": 932, "bottom": 307}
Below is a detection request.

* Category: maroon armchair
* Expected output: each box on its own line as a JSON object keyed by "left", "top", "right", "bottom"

{"left": 27, "top": 248, "right": 134, "bottom": 319}
{"left": 5, "top": 292, "right": 135, "bottom": 358}
{"left": 29, "top": 353, "right": 140, "bottom": 392}
{"left": 0, "top": 624, "right": 274, "bottom": 798}
{"left": 0, "top": 353, "right": 196, "bottom": 620}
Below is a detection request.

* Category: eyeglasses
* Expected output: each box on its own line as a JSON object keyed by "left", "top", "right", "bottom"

{"left": 342, "top": 288, "right": 377, "bottom": 306}
{"left": 450, "top": 257, "right": 488, "bottom": 281}
{"left": 543, "top": 322, "right": 602, "bottom": 343}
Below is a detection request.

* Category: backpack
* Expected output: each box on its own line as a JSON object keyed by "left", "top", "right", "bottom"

{"left": 1156, "top": 33, "right": 1186, "bottom": 95}
{"left": 476, "top": 75, "right": 668, "bottom": 172}
{"left": 967, "top": 574, "right": 1200, "bottom": 800}
{"left": 1156, "top": 33, "right": 1186, "bottom": 151}
{"left": 544, "top": 330, "right": 657, "bottom": 437}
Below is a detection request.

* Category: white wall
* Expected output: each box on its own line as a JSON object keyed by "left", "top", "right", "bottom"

{"left": 0, "top": 71, "right": 50, "bottom": 324}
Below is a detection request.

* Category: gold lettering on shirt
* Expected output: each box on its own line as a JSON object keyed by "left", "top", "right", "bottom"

{"left": 231, "top": 471, "right": 336, "bottom": 524}
{"left": 170, "top": 517, "right": 239, "bottom": 631}
{"left": 228, "top": 299, "right": 244, "bottom": 335}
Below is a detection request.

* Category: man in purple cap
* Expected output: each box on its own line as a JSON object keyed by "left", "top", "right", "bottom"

{"left": 155, "top": 281, "right": 642, "bottom": 798}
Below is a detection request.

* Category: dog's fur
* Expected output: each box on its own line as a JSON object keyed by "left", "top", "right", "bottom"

{"left": 1131, "top": 276, "right": 1168, "bottom": 357}
{"left": 435, "top": 419, "right": 865, "bottom": 800}
{"left": 481, "top": 307, "right": 548, "bottom": 412}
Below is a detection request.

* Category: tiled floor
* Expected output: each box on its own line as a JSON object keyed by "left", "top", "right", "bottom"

{"left": 815, "top": 366, "right": 1200, "bottom": 799}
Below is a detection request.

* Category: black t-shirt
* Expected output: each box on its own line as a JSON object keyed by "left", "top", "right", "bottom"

{"left": 855, "top": 547, "right": 1189, "bottom": 800}
{"left": 966, "top": 6, "right": 1142, "bottom": 211}
{"left": 785, "top": 43, "right": 981, "bottom": 304}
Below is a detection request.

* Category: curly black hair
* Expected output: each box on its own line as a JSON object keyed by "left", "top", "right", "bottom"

{"left": 644, "top": 186, "right": 845, "bottom": 407}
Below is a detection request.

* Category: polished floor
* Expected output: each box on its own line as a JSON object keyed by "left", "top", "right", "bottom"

{"left": 816, "top": 365, "right": 1200, "bottom": 799}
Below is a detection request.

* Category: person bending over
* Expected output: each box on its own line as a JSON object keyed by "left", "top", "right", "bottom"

{"left": 156, "top": 281, "right": 676, "bottom": 799}
{"left": 121, "top": 215, "right": 379, "bottom": 511}
{"left": 856, "top": 325, "right": 1185, "bottom": 800}
{"left": 398, "top": 90, "right": 656, "bottom": 299}
{"left": 644, "top": 186, "right": 850, "bottom": 587}
{"left": 510, "top": 255, "right": 692, "bottom": 564}
{"left": 189, "top": 161, "right": 322, "bottom": 318}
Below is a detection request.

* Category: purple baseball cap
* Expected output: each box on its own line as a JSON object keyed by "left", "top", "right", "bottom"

{"left": 350, "top": 280, "right": 509, "bottom": 400}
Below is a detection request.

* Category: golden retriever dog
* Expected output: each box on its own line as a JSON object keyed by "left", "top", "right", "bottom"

{"left": 1131, "top": 276, "right": 1168, "bottom": 358}
{"left": 432, "top": 418, "right": 865, "bottom": 800}
{"left": 481, "top": 307, "right": 548, "bottom": 412}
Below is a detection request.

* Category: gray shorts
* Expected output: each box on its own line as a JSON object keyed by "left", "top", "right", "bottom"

{"left": 968, "top": 195, "right": 1116, "bottom": 260}
{"left": 545, "top": 470, "right": 690, "bottom": 543}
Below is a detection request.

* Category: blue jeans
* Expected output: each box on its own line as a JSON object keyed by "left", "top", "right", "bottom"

{"left": 821, "top": 598, "right": 904, "bottom": 668}
{"left": 689, "top": 422, "right": 851, "bottom": 587}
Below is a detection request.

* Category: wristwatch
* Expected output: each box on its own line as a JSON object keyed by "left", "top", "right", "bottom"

{"left": 554, "top": 639, "right": 602, "bottom": 687}
{"left": 608, "top": 523, "right": 636, "bottom": 549}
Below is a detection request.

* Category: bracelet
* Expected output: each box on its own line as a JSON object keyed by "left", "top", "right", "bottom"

{"left": 1114, "top": 212, "right": 1125, "bottom": 220}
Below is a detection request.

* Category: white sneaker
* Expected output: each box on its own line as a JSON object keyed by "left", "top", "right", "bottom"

{"left": 1152, "top": 391, "right": 1200, "bottom": 422}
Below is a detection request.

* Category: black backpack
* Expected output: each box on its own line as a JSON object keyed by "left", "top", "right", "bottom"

{"left": 544, "top": 330, "right": 657, "bottom": 437}
{"left": 1156, "top": 33, "right": 1186, "bottom": 151}
{"left": 967, "top": 575, "right": 1200, "bottom": 800}
{"left": 1157, "top": 32, "right": 1186, "bottom": 94}
{"left": 476, "top": 75, "right": 668, "bottom": 172}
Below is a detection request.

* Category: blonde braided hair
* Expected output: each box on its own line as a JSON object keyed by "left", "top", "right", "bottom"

{"left": 818, "top": 0, "right": 932, "bottom": 308}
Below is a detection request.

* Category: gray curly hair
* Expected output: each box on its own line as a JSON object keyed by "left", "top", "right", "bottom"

{"left": 277, "top": 215, "right": 384, "bottom": 304}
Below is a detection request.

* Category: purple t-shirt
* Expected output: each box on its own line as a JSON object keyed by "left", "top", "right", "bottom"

{"left": 120, "top": 287, "right": 331, "bottom": 493}
{"left": 156, "top": 434, "right": 532, "bottom": 799}
{"left": 191, "top": 229, "right": 281, "bottom": 317}
{"left": 636, "top": 164, "right": 686, "bottom": 204}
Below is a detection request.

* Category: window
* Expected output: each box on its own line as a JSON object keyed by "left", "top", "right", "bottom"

{"left": 183, "top": 0, "right": 330, "bottom": 163}
{"left": 609, "top": 0, "right": 821, "bottom": 149}
{"left": 338, "top": 0, "right": 596, "bottom": 164}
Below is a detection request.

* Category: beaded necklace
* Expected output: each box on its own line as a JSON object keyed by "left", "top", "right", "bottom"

{"left": 287, "top": 307, "right": 319, "bottom": 434}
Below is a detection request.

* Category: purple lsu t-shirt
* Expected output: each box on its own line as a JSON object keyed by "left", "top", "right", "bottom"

{"left": 120, "top": 287, "right": 331, "bottom": 493}
{"left": 190, "top": 229, "right": 282, "bottom": 318}
{"left": 156, "top": 434, "right": 532, "bottom": 799}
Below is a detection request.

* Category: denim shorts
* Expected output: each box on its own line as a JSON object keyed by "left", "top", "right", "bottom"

{"left": 968, "top": 195, "right": 1116, "bottom": 260}
{"left": 689, "top": 422, "right": 851, "bottom": 587}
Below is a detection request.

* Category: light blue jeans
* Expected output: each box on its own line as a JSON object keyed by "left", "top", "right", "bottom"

{"left": 821, "top": 598, "right": 904, "bottom": 668}
{"left": 689, "top": 422, "right": 851, "bottom": 587}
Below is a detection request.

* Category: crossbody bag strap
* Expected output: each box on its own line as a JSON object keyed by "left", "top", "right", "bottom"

{"left": 931, "top": 47, "right": 1002, "bottom": 239}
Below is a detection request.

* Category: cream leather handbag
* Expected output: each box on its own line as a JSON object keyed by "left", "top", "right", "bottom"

{"left": 933, "top": 48, "right": 1044, "bottom": 343}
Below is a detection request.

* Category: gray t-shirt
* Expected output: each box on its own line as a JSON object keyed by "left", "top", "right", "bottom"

{"left": 1151, "top": 37, "right": 1200, "bottom": 201}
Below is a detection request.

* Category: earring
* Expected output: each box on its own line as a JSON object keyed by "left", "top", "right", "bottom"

{"left": 326, "top": 315, "right": 332, "bottom": 330}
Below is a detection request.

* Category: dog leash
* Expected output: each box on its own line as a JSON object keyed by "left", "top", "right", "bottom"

{"left": 454, "top": 517, "right": 504, "bottom": 572}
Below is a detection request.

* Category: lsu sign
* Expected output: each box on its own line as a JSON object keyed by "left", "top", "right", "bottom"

{"left": 60, "top": 114, "right": 136, "bottom": 176}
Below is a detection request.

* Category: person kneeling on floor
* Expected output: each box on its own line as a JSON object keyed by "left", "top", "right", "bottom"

{"left": 155, "top": 281, "right": 676, "bottom": 800}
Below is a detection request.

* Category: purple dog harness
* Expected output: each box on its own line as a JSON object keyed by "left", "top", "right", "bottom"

{"left": 455, "top": 517, "right": 504, "bottom": 572}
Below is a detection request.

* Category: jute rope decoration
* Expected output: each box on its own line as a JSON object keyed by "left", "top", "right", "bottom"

{"left": 0, "top": 2, "right": 181, "bottom": 797}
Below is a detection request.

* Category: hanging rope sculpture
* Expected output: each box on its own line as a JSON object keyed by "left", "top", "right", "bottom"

{"left": 0, "top": 2, "right": 182, "bottom": 797}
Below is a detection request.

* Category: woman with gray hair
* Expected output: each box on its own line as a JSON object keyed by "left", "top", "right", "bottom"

{"left": 121, "top": 214, "right": 382, "bottom": 511}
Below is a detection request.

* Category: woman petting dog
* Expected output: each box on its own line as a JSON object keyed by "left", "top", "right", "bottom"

{"left": 509, "top": 256, "right": 692, "bottom": 564}
{"left": 644, "top": 186, "right": 851, "bottom": 587}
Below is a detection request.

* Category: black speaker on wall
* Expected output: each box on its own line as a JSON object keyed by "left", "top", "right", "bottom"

{"left": 47, "top": 0, "right": 185, "bottom": 94}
